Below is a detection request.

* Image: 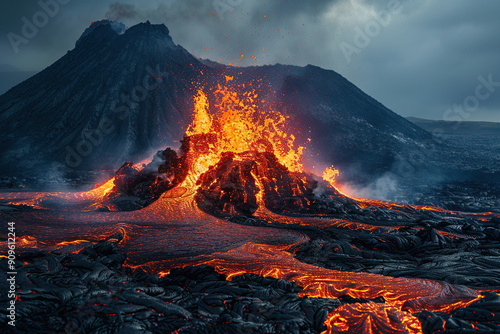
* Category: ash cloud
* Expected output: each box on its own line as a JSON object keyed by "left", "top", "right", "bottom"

{"left": 105, "top": 2, "right": 138, "bottom": 21}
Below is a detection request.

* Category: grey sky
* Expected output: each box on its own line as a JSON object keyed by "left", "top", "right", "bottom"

{"left": 1, "top": 0, "right": 499, "bottom": 122}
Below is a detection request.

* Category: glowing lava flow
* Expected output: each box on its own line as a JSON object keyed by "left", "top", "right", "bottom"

{"left": 324, "top": 303, "right": 423, "bottom": 334}
{"left": 3, "top": 159, "right": 150, "bottom": 211}
{"left": 206, "top": 241, "right": 478, "bottom": 312}
{"left": 194, "top": 240, "right": 480, "bottom": 334}
{"left": 322, "top": 167, "right": 500, "bottom": 220}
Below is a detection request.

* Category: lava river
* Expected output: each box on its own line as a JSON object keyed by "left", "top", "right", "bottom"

{"left": 0, "top": 185, "right": 484, "bottom": 334}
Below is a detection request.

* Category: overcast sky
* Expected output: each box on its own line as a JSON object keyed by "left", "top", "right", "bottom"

{"left": 1, "top": 0, "right": 499, "bottom": 122}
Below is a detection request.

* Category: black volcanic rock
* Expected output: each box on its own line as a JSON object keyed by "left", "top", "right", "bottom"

{"left": 0, "top": 21, "right": 433, "bottom": 179}
{"left": 195, "top": 151, "right": 261, "bottom": 217}
{"left": 0, "top": 242, "right": 343, "bottom": 334}
{"left": 101, "top": 147, "right": 189, "bottom": 210}
{"left": 195, "top": 149, "right": 353, "bottom": 217}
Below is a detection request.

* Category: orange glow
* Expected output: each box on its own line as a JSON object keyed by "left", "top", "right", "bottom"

{"left": 157, "top": 271, "right": 170, "bottom": 278}
{"left": 323, "top": 166, "right": 340, "bottom": 188}
{"left": 3, "top": 159, "right": 152, "bottom": 212}
{"left": 55, "top": 239, "right": 92, "bottom": 246}
{"left": 256, "top": 207, "right": 395, "bottom": 231}
{"left": 217, "top": 243, "right": 475, "bottom": 311}
{"left": 18, "top": 235, "right": 38, "bottom": 248}
{"left": 185, "top": 89, "right": 212, "bottom": 137}
{"left": 324, "top": 303, "right": 422, "bottom": 334}
{"left": 182, "top": 85, "right": 305, "bottom": 186}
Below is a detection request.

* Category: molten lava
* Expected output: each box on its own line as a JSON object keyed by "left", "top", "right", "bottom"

{"left": 1, "top": 79, "right": 498, "bottom": 333}
{"left": 183, "top": 86, "right": 304, "bottom": 186}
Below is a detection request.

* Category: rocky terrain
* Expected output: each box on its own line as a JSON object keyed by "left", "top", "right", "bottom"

{"left": 0, "top": 241, "right": 339, "bottom": 334}
{"left": 1, "top": 209, "right": 499, "bottom": 334}
{"left": 1, "top": 162, "right": 499, "bottom": 332}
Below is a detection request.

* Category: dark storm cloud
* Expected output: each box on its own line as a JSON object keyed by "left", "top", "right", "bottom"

{"left": 116, "top": 0, "right": 346, "bottom": 67}
{"left": 0, "top": 0, "right": 40, "bottom": 32}
{"left": 0, "top": 0, "right": 499, "bottom": 121}
{"left": 0, "top": 0, "right": 112, "bottom": 70}
{"left": 349, "top": 0, "right": 500, "bottom": 122}
{"left": 248, "top": 0, "right": 339, "bottom": 18}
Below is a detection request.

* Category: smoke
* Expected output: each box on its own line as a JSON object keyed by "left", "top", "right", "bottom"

{"left": 44, "top": 166, "right": 76, "bottom": 192}
{"left": 105, "top": 3, "right": 138, "bottom": 21}
{"left": 104, "top": 1, "right": 214, "bottom": 24}
{"left": 341, "top": 172, "right": 399, "bottom": 201}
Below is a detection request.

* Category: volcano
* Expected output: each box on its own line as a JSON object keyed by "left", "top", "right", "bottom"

{"left": 1, "top": 21, "right": 499, "bottom": 334}
{"left": 2, "top": 69, "right": 499, "bottom": 333}
{"left": 99, "top": 86, "right": 354, "bottom": 216}
{"left": 0, "top": 20, "right": 431, "bottom": 179}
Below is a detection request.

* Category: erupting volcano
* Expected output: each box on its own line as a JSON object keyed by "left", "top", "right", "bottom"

{"left": 1, "top": 21, "right": 499, "bottom": 334}
{"left": 2, "top": 80, "right": 500, "bottom": 334}
{"left": 100, "top": 80, "right": 349, "bottom": 219}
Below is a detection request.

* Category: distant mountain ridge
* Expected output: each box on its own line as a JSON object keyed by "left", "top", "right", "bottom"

{"left": 0, "top": 70, "right": 38, "bottom": 95}
{"left": 407, "top": 117, "right": 500, "bottom": 136}
{"left": 0, "top": 20, "right": 432, "bottom": 179}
